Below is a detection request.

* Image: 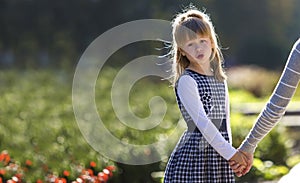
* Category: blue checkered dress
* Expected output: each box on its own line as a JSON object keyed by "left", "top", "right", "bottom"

{"left": 164, "top": 69, "right": 235, "bottom": 183}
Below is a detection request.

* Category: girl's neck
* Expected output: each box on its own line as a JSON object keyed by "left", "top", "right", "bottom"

{"left": 187, "top": 63, "right": 213, "bottom": 76}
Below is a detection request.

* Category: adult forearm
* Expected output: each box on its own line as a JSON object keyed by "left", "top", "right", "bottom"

{"left": 239, "top": 39, "right": 300, "bottom": 153}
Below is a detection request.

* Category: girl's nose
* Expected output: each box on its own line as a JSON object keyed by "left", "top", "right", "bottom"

{"left": 196, "top": 44, "right": 202, "bottom": 51}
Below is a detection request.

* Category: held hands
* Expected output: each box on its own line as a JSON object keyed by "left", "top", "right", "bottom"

{"left": 229, "top": 150, "right": 253, "bottom": 177}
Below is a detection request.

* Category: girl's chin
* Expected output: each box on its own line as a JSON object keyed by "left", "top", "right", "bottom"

{"left": 195, "top": 59, "right": 210, "bottom": 64}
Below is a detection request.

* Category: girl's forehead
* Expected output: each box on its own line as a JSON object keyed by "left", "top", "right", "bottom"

{"left": 191, "top": 34, "right": 210, "bottom": 39}
{"left": 180, "top": 34, "right": 210, "bottom": 43}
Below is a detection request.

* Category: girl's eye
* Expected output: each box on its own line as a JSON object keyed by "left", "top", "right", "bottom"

{"left": 200, "top": 40, "right": 206, "bottom": 43}
{"left": 187, "top": 43, "right": 193, "bottom": 47}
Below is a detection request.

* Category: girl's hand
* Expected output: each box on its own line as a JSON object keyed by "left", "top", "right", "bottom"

{"left": 239, "top": 150, "right": 253, "bottom": 175}
{"left": 229, "top": 150, "right": 253, "bottom": 177}
{"left": 229, "top": 150, "right": 248, "bottom": 177}
{"left": 229, "top": 160, "right": 243, "bottom": 177}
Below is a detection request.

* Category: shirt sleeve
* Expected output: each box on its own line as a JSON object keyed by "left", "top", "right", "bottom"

{"left": 239, "top": 38, "right": 300, "bottom": 153}
{"left": 177, "top": 75, "right": 237, "bottom": 160}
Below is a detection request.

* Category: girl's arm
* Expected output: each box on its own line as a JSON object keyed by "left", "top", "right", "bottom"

{"left": 239, "top": 38, "right": 300, "bottom": 154}
{"left": 177, "top": 75, "right": 237, "bottom": 160}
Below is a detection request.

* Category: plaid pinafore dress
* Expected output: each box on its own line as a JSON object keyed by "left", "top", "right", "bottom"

{"left": 164, "top": 69, "right": 235, "bottom": 183}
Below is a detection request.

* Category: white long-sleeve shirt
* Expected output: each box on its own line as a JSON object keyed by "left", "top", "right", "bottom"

{"left": 177, "top": 74, "right": 237, "bottom": 160}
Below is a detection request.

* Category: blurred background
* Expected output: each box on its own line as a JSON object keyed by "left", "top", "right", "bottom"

{"left": 0, "top": 0, "right": 300, "bottom": 182}
{"left": 0, "top": 0, "right": 299, "bottom": 70}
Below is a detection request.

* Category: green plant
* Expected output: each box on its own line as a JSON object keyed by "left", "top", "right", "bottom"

{"left": 0, "top": 68, "right": 297, "bottom": 182}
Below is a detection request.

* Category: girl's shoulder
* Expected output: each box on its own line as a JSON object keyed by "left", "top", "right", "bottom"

{"left": 175, "top": 70, "right": 205, "bottom": 86}
{"left": 175, "top": 72, "right": 197, "bottom": 88}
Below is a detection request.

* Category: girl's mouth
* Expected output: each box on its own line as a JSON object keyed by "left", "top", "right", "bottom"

{"left": 197, "top": 54, "right": 204, "bottom": 59}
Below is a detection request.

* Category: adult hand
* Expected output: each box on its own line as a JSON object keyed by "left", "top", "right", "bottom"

{"left": 239, "top": 150, "right": 253, "bottom": 175}
{"left": 229, "top": 150, "right": 248, "bottom": 177}
{"left": 229, "top": 150, "right": 253, "bottom": 177}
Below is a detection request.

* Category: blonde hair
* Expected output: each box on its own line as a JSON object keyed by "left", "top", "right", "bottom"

{"left": 170, "top": 7, "right": 226, "bottom": 85}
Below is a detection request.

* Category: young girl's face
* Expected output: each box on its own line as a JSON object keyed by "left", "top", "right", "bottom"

{"left": 181, "top": 35, "right": 212, "bottom": 66}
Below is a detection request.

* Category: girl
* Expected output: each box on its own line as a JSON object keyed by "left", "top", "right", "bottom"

{"left": 163, "top": 7, "right": 248, "bottom": 183}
